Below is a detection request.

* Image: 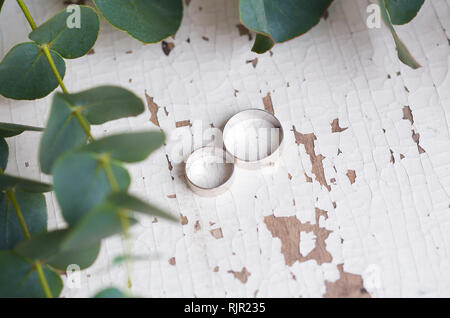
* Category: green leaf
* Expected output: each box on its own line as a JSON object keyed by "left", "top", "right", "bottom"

{"left": 93, "top": 0, "right": 183, "bottom": 43}
{"left": 94, "top": 287, "right": 126, "bottom": 298}
{"left": 80, "top": 131, "right": 165, "bottom": 163}
{"left": 0, "top": 42, "right": 65, "bottom": 100}
{"left": 46, "top": 241, "right": 100, "bottom": 271}
{"left": 251, "top": 34, "right": 274, "bottom": 54}
{"left": 0, "top": 0, "right": 5, "bottom": 14}
{"left": 53, "top": 152, "right": 130, "bottom": 226}
{"left": 239, "top": 0, "right": 332, "bottom": 43}
{"left": 0, "top": 137, "right": 8, "bottom": 171}
{"left": 384, "top": 0, "right": 424, "bottom": 25}
{"left": 63, "top": 86, "right": 145, "bottom": 125}
{"left": 0, "top": 189, "right": 47, "bottom": 250}
{"left": 379, "top": 0, "right": 421, "bottom": 69}
{"left": 112, "top": 254, "right": 148, "bottom": 265}
{"left": 0, "top": 122, "right": 43, "bottom": 137}
{"left": 39, "top": 93, "right": 89, "bottom": 174}
{"left": 108, "top": 191, "right": 177, "bottom": 222}
{"left": 14, "top": 229, "right": 101, "bottom": 270}
{"left": 0, "top": 173, "right": 52, "bottom": 192}
{"left": 63, "top": 203, "right": 137, "bottom": 250}
{"left": 29, "top": 6, "right": 100, "bottom": 59}
{"left": 0, "top": 251, "right": 62, "bottom": 298}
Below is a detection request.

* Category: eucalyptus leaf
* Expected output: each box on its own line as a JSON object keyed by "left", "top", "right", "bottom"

{"left": 29, "top": 6, "right": 100, "bottom": 59}
{"left": 0, "top": 251, "right": 62, "bottom": 298}
{"left": 0, "top": 122, "right": 43, "bottom": 137}
{"left": 108, "top": 191, "right": 177, "bottom": 222}
{"left": 94, "top": 287, "right": 126, "bottom": 298}
{"left": 0, "top": 189, "right": 47, "bottom": 250}
{"left": 14, "top": 229, "right": 101, "bottom": 270}
{"left": 62, "top": 86, "right": 145, "bottom": 125}
{"left": 0, "top": 173, "right": 52, "bottom": 193}
{"left": 239, "top": 0, "right": 332, "bottom": 43}
{"left": 0, "top": 137, "right": 8, "bottom": 170}
{"left": 53, "top": 152, "right": 130, "bottom": 226}
{"left": 379, "top": 0, "right": 421, "bottom": 69}
{"left": 63, "top": 203, "right": 137, "bottom": 251}
{"left": 384, "top": 0, "right": 424, "bottom": 25}
{"left": 80, "top": 131, "right": 165, "bottom": 163}
{"left": 39, "top": 92, "right": 89, "bottom": 174}
{"left": 251, "top": 34, "right": 274, "bottom": 54}
{"left": 112, "top": 254, "right": 148, "bottom": 265}
{"left": 93, "top": 0, "right": 183, "bottom": 43}
{"left": 0, "top": 42, "right": 65, "bottom": 100}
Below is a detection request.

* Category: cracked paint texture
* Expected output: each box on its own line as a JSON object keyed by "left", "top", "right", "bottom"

{"left": 0, "top": 0, "right": 449, "bottom": 298}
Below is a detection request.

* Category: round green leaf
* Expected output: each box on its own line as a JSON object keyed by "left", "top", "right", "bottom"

{"left": 0, "top": 137, "right": 8, "bottom": 170}
{"left": 239, "top": 0, "right": 332, "bottom": 43}
{"left": 108, "top": 191, "right": 177, "bottom": 222}
{"left": 53, "top": 152, "right": 130, "bottom": 226}
{"left": 93, "top": 0, "right": 183, "bottom": 43}
{"left": 80, "top": 131, "right": 165, "bottom": 163}
{"left": 0, "top": 189, "right": 47, "bottom": 250}
{"left": 0, "top": 251, "right": 62, "bottom": 298}
{"left": 63, "top": 203, "right": 137, "bottom": 251}
{"left": 384, "top": 0, "right": 424, "bottom": 25}
{"left": 252, "top": 34, "right": 274, "bottom": 54}
{"left": 94, "top": 287, "right": 126, "bottom": 298}
{"left": 379, "top": 0, "right": 421, "bottom": 69}
{"left": 0, "top": 173, "right": 52, "bottom": 193}
{"left": 29, "top": 6, "right": 100, "bottom": 59}
{"left": 39, "top": 92, "right": 89, "bottom": 174}
{"left": 47, "top": 242, "right": 100, "bottom": 271}
{"left": 63, "top": 86, "right": 145, "bottom": 125}
{"left": 0, "top": 42, "right": 66, "bottom": 100}
{"left": 0, "top": 122, "right": 43, "bottom": 138}
{"left": 14, "top": 229, "right": 101, "bottom": 271}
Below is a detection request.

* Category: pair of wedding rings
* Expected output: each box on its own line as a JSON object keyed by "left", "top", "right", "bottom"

{"left": 185, "top": 109, "right": 284, "bottom": 197}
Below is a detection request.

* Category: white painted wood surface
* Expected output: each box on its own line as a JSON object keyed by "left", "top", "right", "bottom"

{"left": 1, "top": 0, "right": 449, "bottom": 297}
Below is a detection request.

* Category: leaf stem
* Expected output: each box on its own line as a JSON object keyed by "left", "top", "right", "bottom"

{"left": 16, "top": 0, "right": 37, "bottom": 30}
{"left": 42, "top": 45, "right": 69, "bottom": 94}
{"left": 6, "top": 189, "right": 53, "bottom": 298}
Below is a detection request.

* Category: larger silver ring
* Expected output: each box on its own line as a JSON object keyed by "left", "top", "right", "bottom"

{"left": 223, "top": 109, "right": 284, "bottom": 169}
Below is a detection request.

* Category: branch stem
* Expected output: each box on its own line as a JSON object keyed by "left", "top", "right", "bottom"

{"left": 16, "top": 0, "right": 37, "bottom": 30}
{"left": 7, "top": 189, "right": 30, "bottom": 238}
{"left": 42, "top": 46, "right": 68, "bottom": 94}
{"left": 7, "top": 189, "right": 53, "bottom": 298}
{"left": 103, "top": 158, "right": 132, "bottom": 289}
{"left": 73, "top": 110, "right": 94, "bottom": 141}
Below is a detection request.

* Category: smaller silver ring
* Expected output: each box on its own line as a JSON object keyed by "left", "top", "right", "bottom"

{"left": 223, "top": 109, "right": 284, "bottom": 169}
{"left": 185, "top": 147, "right": 235, "bottom": 197}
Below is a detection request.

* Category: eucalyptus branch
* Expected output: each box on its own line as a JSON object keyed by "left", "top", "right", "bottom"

{"left": 15, "top": 0, "right": 98, "bottom": 144}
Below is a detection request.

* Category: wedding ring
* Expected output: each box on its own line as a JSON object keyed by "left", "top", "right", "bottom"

{"left": 185, "top": 147, "right": 234, "bottom": 197}
{"left": 223, "top": 109, "right": 284, "bottom": 169}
